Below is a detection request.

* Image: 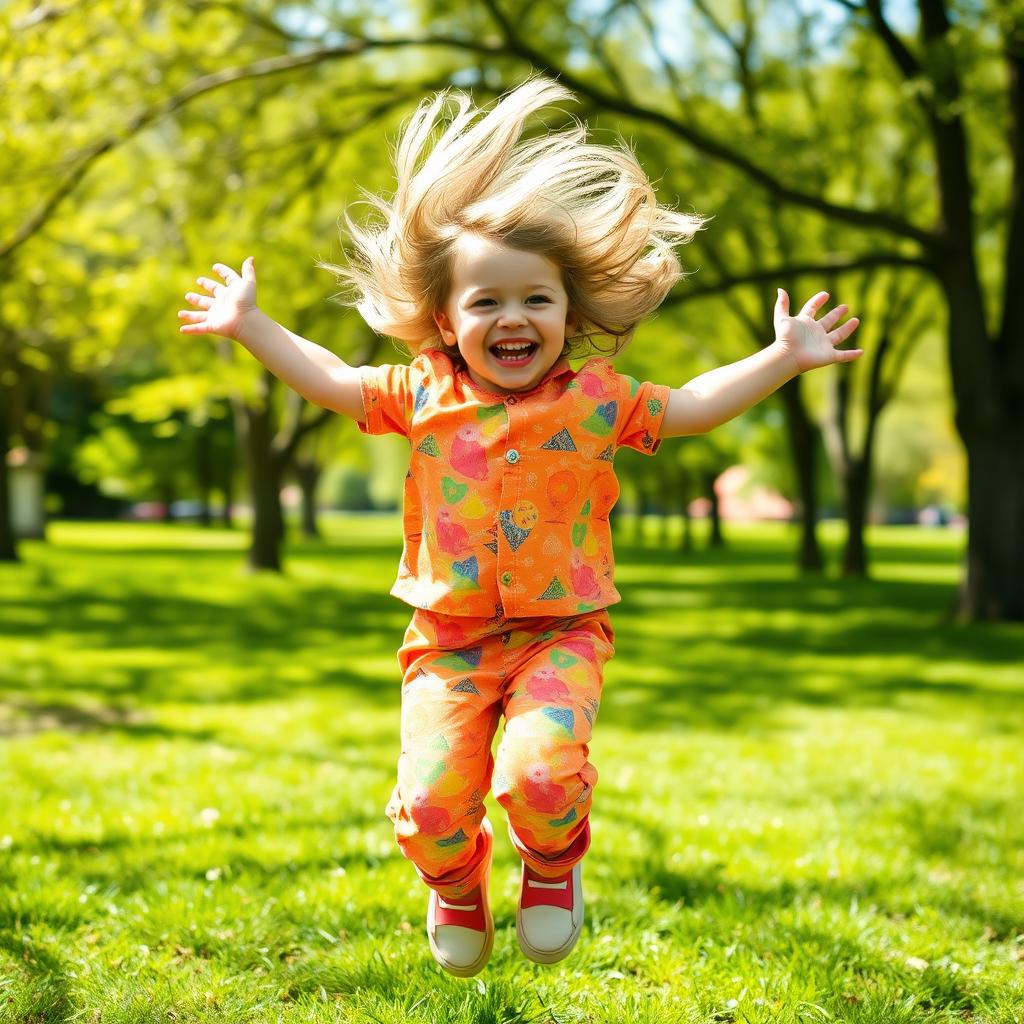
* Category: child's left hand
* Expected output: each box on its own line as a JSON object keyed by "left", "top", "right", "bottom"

{"left": 773, "top": 289, "right": 863, "bottom": 374}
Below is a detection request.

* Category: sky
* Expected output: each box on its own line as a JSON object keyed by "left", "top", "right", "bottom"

{"left": 275, "top": 0, "right": 923, "bottom": 58}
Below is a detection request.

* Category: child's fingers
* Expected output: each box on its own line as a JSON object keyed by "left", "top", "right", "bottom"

{"left": 822, "top": 321, "right": 857, "bottom": 352}
{"left": 177, "top": 311, "right": 207, "bottom": 334}
{"left": 801, "top": 291, "right": 829, "bottom": 317}
{"left": 830, "top": 317, "right": 860, "bottom": 340}
{"left": 827, "top": 320, "right": 862, "bottom": 359}
{"left": 184, "top": 292, "right": 212, "bottom": 309}
{"left": 819, "top": 303, "right": 848, "bottom": 330}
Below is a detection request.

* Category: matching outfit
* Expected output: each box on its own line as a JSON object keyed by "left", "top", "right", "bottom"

{"left": 358, "top": 349, "right": 669, "bottom": 899}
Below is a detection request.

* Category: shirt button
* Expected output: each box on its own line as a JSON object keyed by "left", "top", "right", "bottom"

{"left": 506, "top": 396, "right": 517, "bottom": 405}
{"left": 500, "top": 571, "right": 513, "bottom": 585}
{"left": 505, "top": 449, "right": 520, "bottom": 464}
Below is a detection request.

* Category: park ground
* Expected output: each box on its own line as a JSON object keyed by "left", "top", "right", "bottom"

{"left": 1, "top": 518, "right": 1022, "bottom": 1023}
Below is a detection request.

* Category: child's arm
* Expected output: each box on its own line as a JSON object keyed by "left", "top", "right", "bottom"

{"left": 659, "top": 288, "right": 862, "bottom": 438}
{"left": 178, "top": 257, "right": 365, "bottom": 421}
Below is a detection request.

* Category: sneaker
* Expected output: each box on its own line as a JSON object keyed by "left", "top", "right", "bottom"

{"left": 426, "top": 818, "right": 494, "bottom": 977}
{"left": 515, "top": 859, "right": 584, "bottom": 964}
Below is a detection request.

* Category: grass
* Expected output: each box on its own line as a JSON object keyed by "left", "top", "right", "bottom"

{"left": 1, "top": 516, "right": 1022, "bottom": 1023}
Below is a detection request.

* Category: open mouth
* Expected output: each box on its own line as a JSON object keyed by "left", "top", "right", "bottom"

{"left": 489, "top": 341, "right": 538, "bottom": 366}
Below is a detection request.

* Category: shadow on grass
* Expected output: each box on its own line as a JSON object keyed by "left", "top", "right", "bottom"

{"left": 610, "top": 792, "right": 1024, "bottom": 943}
{"left": 2, "top": 525, "right": 1021, "bottom": 738}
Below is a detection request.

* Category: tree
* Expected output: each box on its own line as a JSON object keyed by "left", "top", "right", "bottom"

{"left": 0, "top": 0, "right": 435, "bottom": 568}
{"left": 342, "top": 0, "right": 1017, "bottom": 619}
{"left": 820, "top": 266, "right": 933, "bottom": 574}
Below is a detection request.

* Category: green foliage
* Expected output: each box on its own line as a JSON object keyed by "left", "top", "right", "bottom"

{"left": 322, "top": 464, "right": 375, "bottom": 511}
{"left": 2, "top": 0, "right": 985, "bottom": 539}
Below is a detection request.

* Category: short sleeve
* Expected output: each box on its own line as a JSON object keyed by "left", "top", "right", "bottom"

{"left": 614, "top": 371, "right": 671, "bottom": 456}
{"left": 358, "top": 362, "right": 414, "bottom": 438}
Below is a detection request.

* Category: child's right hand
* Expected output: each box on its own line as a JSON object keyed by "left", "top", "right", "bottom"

{"left": 178, "top": 257, "right": 258, "bottom": 340}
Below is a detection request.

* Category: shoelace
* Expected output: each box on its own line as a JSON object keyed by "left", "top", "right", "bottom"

{"left": 433, "top": 887, "right": 488, "bottom": 931}
{"left": 437, "top": 894, "right": 479, "bottom": 911}
{"left": 527, "top": 878, "right": 568, "bottom": 892}
{"left": 522, "top": 868, "right": 574, "bottom": 910}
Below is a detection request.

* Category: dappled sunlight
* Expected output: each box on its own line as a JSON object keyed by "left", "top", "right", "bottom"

{"left": 2, "top": 520, "right": 1021, "bottom": 1019}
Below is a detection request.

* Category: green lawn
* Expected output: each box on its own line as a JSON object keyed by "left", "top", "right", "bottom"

{"left": 1, "top": 518, "right": 1022, "bottom": 1023}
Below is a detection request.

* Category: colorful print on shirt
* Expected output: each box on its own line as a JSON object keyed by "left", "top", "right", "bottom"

{"left": 358, "top": 349, "right": 670, "bottom": 617}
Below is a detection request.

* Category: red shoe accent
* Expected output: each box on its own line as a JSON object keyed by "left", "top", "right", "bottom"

{"left": 432, "top": 888, "right": 487, "bottom": 932}
{"left": 520, "top": 865, "right": 574, "bottom": 911}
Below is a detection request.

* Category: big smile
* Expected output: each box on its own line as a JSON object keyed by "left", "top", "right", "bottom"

{"left": 488, "top": 340, "right": 538, "bottom": 366}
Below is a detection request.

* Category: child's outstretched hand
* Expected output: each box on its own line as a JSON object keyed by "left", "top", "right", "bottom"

{"left": 773, "top": 289, "right": 862, "bottom": 374}
{"left": 178, "top": 257, "right": 258, "bottom": 340}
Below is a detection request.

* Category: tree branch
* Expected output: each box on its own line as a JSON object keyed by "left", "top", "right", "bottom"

{"left": 474, "top": 0, "right": 937, "bottom": 249}
{"left": 0, "top": 34, "right": 469, "bottom": 263}
{"left": 659, "top": 250, "right": 932, "bottom": 308}
{"left": 864, "top": 0, "right": 923, "bottom": 81}
{"left": 4, "top": 15, "right": 943, "bottom": 268}
{"left": 997, "top": 41, "right": 1024, "bottom": 392}
{"left": 698, "top": 234, "right": 764, "bottom": 346}
{"left": 692, "top": 0, "right": 759, "bottom": 123}
{"left": 627, "top": 0, "right": 690, "bottom": 114}
{"left": 182, "top": 0, "right": 308, "bottom": 44}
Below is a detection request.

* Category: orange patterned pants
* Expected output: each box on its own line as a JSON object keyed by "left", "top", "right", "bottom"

{"left": 385, "top": 607, "right": 614, "bottom": 900}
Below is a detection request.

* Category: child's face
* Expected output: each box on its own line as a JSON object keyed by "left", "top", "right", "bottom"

{"left": 433, "top": 234, "right": 576, "bottom": 395}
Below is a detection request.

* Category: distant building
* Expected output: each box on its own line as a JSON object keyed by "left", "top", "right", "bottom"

{"left": 688, "top": 464, "right": 794, "bottom": 521}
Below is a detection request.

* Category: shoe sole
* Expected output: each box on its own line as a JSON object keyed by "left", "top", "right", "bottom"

{"left": 427, "top": 818, "right": 495, "bottom": 977}
{"left": 515, "top": 861, "right": 584, "bottom": 965}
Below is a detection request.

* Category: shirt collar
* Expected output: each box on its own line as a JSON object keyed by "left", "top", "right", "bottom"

{"left": 456, "top": 353, "right": 574, "bottom": 398}
{"left": 545, "top": 356, "right": 573, "bottom": 382}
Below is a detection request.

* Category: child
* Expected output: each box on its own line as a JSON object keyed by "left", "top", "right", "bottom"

{"left": 178, "top": 77, "right": 861, "bottom": 977}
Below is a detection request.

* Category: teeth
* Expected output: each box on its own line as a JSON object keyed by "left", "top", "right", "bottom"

{"left": 492, "top": 341, "right": 533, "bottom": 351}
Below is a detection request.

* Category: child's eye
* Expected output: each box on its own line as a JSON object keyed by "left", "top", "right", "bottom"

{"left": 527, "top": 295, "right": 551, "bottom": 304}
{"left": 472, "top": 298, "right": 495, "bottom": 307}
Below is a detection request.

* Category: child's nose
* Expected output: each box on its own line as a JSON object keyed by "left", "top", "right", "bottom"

{"left": 498, "top": 306, "right": 528, "bottom": 326}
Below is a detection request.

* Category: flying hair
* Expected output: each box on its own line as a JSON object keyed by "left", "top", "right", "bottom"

{"left": 318, "top": 75, "right": 709, "bottom": 357}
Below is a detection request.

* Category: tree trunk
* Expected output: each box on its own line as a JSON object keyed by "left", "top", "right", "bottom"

{"left": 0, "top": 393, "right": 17, "bottom": 562}
{"left": 243, "top": 403, "right": 283, "bottom": 572}
{"left": 196, "top": 426, "right": 212, "bottom": 527}
{"left": 704, "top": 469, "right": 724, "bottom": 548}
{"left": 842, "top": 461, "right": 870, "bottom": 576}
{"left": 272, "top": 480, "right": 286, "bottom": 545}
{"left": 159, "top": 481, "right": 176, "bottom": 523}
{"left": 931, "top": 240, "right": 1022, "bottom": 619}
{"left": 779, "top": 379, "right": 824, "bottom": 572}
{"left": 679, "top": 467, "right": 693, "bottom": 553}
{"left": 933, "top": 176, "right": 1024, "bottom": 620}
{"left": 295, "top": 459, "right": 322, "bottom": 539}
{"left": 959, "top": 429, "right": 1024, "bottom": 620}
{"left": 632, "top": 484, "right": 646, "bottom": 544}
{"left": 221, "top": 471, "right": 234, "bottom": 528}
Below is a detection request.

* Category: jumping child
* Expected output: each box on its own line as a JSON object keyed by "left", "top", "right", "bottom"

{"left": 178, "top": 76, "right": 861, "bottom": 977}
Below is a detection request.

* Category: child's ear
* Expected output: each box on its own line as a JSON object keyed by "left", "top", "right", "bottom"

{"left": 433, "top": 309, "right": 456, "bottom": 345}
{"left": 565, "top": 309, "right": 579, "bottom": 335}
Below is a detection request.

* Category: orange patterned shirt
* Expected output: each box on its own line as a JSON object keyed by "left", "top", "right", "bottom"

{"left": 358, "top": 349, "right": 670, "bottom": 618}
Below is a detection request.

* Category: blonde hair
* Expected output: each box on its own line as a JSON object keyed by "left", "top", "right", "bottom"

{"left": 318, "top": 75, "right": 709, "bottom": 356}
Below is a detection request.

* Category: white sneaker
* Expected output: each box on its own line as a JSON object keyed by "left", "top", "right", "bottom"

{"left": 426, "top": 818, "right": 494, "bottom": 977}
{"left": 515, "top": 859, "right": 584, "bottom": 964}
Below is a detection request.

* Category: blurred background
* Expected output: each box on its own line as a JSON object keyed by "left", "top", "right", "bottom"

{"left": 5, "top": 0, "right": 1013, "bottom": 615}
